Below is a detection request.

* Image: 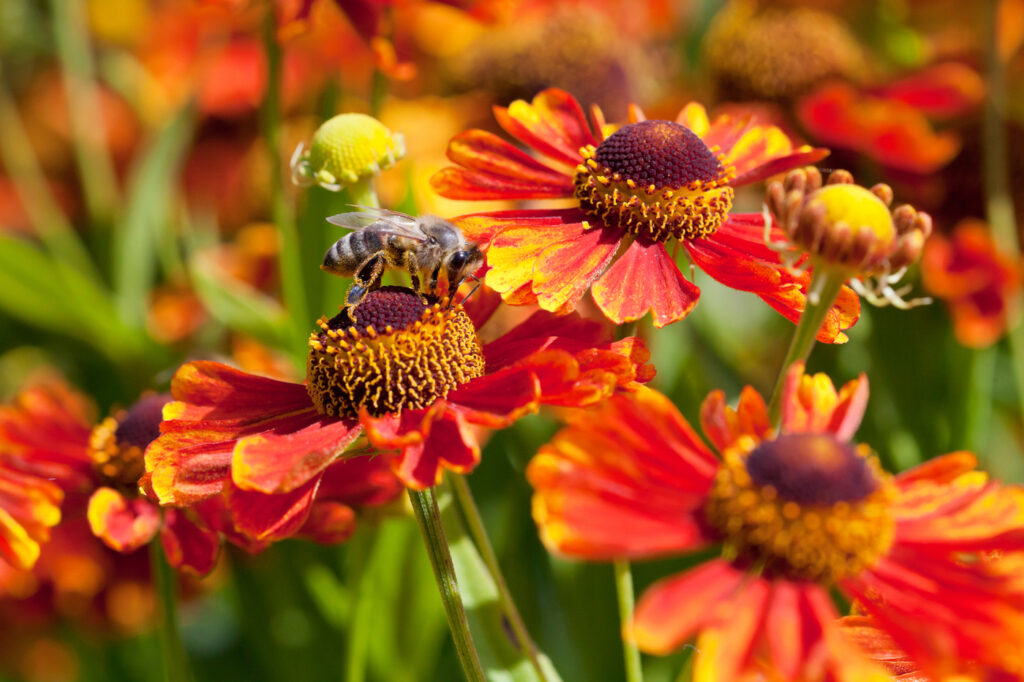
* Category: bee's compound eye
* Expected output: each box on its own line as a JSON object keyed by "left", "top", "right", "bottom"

{"left": 449, "top": 251, "right": 470, "bottom": 271}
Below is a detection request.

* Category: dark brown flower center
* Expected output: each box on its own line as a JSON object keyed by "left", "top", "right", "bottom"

{"left": 89, "top": 394, "right": 170, "bottom": 490}
{"left": 574, "top": 121, "right": 735, "bottom": 242}
{"left": 705, "top": 432, "right": 895, "bottom": 583}
{"left": 306, "top": 287, "right": 485, "bottom": 418}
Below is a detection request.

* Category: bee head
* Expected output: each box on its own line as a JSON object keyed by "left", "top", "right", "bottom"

{"left": 445, "top": 243, "right": 484, "bottom": 282}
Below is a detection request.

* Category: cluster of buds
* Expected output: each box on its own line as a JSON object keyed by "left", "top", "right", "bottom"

{"left": 766, "top": 167, "right": 933, "bottom": 307}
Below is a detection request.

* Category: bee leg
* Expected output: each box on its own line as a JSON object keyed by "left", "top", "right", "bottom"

{"left": 428, "top": 264, "right": 442, "bottom": 295}
{"left": 345, "top": 255, "right": 385, "bottom": 320}
{"left": 449, "top": 274, "right": 482, "bottom": 308}
{"left": 401, "top": 251, "right": 426, "bottom": 302}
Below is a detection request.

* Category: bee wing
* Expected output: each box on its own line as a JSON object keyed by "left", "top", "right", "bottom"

{"left": 326, "top": 212, "right": 427, "bottom": 242}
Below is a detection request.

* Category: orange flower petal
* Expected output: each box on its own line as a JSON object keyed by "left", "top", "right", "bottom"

{"left": 533, "top": 224, "right": 622, "bottom": 314}
{"left": 780, "top": 363, "right": 868, "bottom": 438}
{"left": 592, "top": 238, "right": 700, "bottom": 327}
{"left": 316, "top": 454, "right": 403, "bottom": 509}
{"left": 231, "top": 417, "right": 362, "bottom": 494}
{"left": 229, "top": 474, "right": 321, "bottom": 542}
{"left": 447, "top": 365, "right": 541, "bottom": 427}
{"left": 493, "top": 88, "right": 596, "bottom": 167}
{"left": 869, "top": 62, "right": 984, "bottom": 119}
{"left": 293, "top": 501, "right": 357, "bottom": 545}
{"left": 392, "top": 410, "right": 480, "bottom": 490}
{"left": 690, "top": 578, "right": 770, "bottom": 681}
{"left": 431, "top": 130, "right": 574, "bottom": 200}
{"left": 160, "top": 507, "right": 220, "bottom": 576}
{"left": 86, "top": 487, "right": 161, "bottom": 553}
{"left": 699, "top": 385, "right": 771, "bottom": 455}
{"left": 527, "top": 388, "right": 718, "bottom": 560}
{"left": 631, "top": 559, "right": 750, "bottom": 655}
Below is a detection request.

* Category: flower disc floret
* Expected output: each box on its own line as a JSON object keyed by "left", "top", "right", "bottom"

{"left": 88, "top": 394, "right": 169, "bottom": 490}
{"left": 706, "top": 432, "right": 895, "bottom": 583}
{"left": 306, "top": 287, "right": 485, "bottom": 418}
{"left": 291, "top": 113, "right": 406, "bottom": 191}
{"left": 574, "top": 120, "right": 735, "bottom": 242}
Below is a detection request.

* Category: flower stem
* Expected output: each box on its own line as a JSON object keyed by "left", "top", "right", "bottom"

{"left": 448, "top": 474, "right": 547, "bottom": 681}
{"left": 408, "top": 487, "right": 486, "bottom": 682}
{"left": 767, "top": 267, "right": 846, "bottom": 423}
{"left": 982, "top": 0, "right": 1024, "bottom": 427}
{"left": 348, "top": 178, "right": 380, "bottom": 209}
{"left": 344, "top": 528, "right": 374, "bottom": 682}
{"left": 150, "top": 540, "right": 191, "bottom": 682}
{"left": 261, "top": 5, "right": 310, "bottom": 360}
{"left": 613, "top": 560, "right": 644, "bottom": 682}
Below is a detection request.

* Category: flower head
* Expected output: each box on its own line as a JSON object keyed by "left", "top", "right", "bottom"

{"left": 431, "top": 89, "right": 859, "bottom": 338}
{"left": 922, "top": 219, "right": 1023, "bottom": 348}
{"left": 146, "top": 285, "right": 652, "bottom": 540}
{"left": 527, "top": 365, "right": 1024, "bottom": 680}
{"left": 766, "top": 166, "right": 933, "bottom": 308}
{"left": 291, "top": 113, "right": 406, "bottom": 191}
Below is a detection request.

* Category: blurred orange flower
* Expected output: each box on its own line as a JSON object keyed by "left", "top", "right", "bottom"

{"left": 922, "top": 219, "right": 1023, "bottom": 348}
{"left": 528, "top": 364, "right": 1024, "bottom": 680}
{"left": 431, "top": 89, "right": 860, "bottom": 337}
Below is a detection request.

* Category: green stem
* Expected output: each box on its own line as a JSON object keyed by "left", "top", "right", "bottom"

{"left": 448, "top": 474, "right": 546, "bottom": 681}
{"left": 261, "top": 5, "right": 310, "bottom": 360}
{"left": 49, "top": 0, "right": 120, "bottom": 223}
{"left": 982, "top": 0, "right": 1024, "bottom": 427}
{"left": 767, "top": 267, "right": 847, "bottom": 423}
{"left": 150, "top": 540, "right": 191, "bottom": 682}
{"left": 348, "top": 177, "right": 380, "bottom": 209}
{"left": 408, "top": 488, "right": 486, "bottom": 682}
{"left": 344, "top": 529, "right": 375, "bottom": 682}
{"left": 613, "top": 560, "right": 644, "bottom": 682}
{"left": 962, "top": 347, "right": 996, "bottom": 455}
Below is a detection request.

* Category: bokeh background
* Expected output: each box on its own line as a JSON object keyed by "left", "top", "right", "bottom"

{"left": 0, "top": 0, "right": 1021, "bottom": 680}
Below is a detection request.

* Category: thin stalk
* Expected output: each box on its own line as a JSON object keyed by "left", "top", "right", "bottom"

{"left": 982, "top": 0, "right": 1024, "bottom": 427}
{"left": 344, "top": 529, "right": 374, "bottom": 682}
{"left": 448, "top": 474, "right": 546, "bottom": 680}
{"left": 150, "top": 540, "right": 191, "bottom": 682}
{"left": 767, "top": 267, "right": 846, "bottom": 423}
{"left": 408, "top": 488, "right": 486, "bottom": 682}
{"left": 0, "top": 72, "right": 100, "bottom": 281}
{"left": 613, "top": 560, "right": 644, "bottom": 682}
{"left": 962, "top": 347, "right": 996, "bottom": 455}
{"left": 261, "top": 6, "right": 310, "bottom": 360}
{"left": 49, "top": 0, "right": 120, "bottom": 223}
{"left": 348, "top": 177, "right": 380, "bottom": 209}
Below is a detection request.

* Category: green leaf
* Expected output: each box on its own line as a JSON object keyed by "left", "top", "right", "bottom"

{"left": 113, "top": 103, "right": 195, "bottom": 327}
{"left": 188, "top": 250, "right": 292, "bottom": 351}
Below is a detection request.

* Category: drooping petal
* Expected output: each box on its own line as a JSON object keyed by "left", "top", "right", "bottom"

{"left": 493, "top": 89, "right": 596, "bottom": 167}
{"left": 447, "top": 364, "right": 541, "bottom": 427}
{"left": 293, "top": 501, "right": 357, "bottom": 544}
{"left": 231, "top": 417, "right": 362, "bottom": 494}
{"left": 315, "top": 453, "right": 403, "bottom": 509}
{"left": 391, "top": 409, "right": 480, "bottom": 490}
{"left": 229, "top": 473, "right": 322, "bottom": 542}
{"left": 481, "top": 310, "right": 610, "bottom": 372}
{"left": 686, "top": 213, "right": 860, "bottom": 343}
{"left": 592, "top": 238, "right": 700, "bottom": 327}
{"left": 86, "top": 487, "right": 160, "bottom": 553}
{"left": 532, "top": 222, "right": 622, "bottom": 314}
{"left": 430, "top": 130, "right": 574, "bottom": 200}
{"left": 160, "top": 507, "right": 220, "bottom": 576}
{"left": 630, "top": 560, "right": 750, "bottom": 654}
{"left": 147, "top": 361, "right": 325, "bottom": 505}
{"left": 527, "top": 388, "right": 718, "bottom": 560}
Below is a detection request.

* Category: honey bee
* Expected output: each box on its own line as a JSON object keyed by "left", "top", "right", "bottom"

{"left": 323, "top": 207, "right": 484, "bottom": 309}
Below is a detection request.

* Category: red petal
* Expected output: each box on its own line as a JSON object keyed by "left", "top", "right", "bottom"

{"left": 482, "top": 310, "right": 610, "bottom": 372}
{"left": 160, "top": 508, "right": 220, "bottom": 576}
{"left": 691, "top": 578, "right": 771, "bottom": 681}
{"left": 232, "top": 417, "right": 362, "bottom": 494}
{"left": 430, "top": 129, "right": 574, "bottom": 200}
{"left": 86, "top": 487, "right": 161, "bottom": 553}
{"left": 165, "top": 361, "right": 311, "bottom": 422}
{"left": 393, "top": 410, "right": 480, "bottom": 489}
{"left": 592, "top": 239, "right": 700, "bottom": 327}
{"left": 316, "top": 453, "right": 403, "bottom": 508}
{"left": 869, "top": 62, "right": 984, "bottom": 119}
{"left": 532, "top": 223, "right": 621, "bottom": 314}
{"left": 229, "top": 473, "right": 322, "bottom": 541}
{"left": 630, "top": 560, "right": 748, "bottom": 654}
{"left": 700, "top": 385, "right": 771, "bottom": 452}
{"left": 493, "top": 89, "right": 596, "bottom": 167}
{"left": 447, "top": 365, "right": 540, "bottom": 427}
{"left": 294, "top": 501, "right": 357, "bottom": 544}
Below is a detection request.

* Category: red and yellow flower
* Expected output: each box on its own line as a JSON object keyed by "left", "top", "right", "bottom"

{"left": 527, "top": 364, "right": 1024, "bottom": 680}
{"left": 922, "top": 218, "right": 1023, "bottom": 348}
{"left": 431, "top": 88, "right": 859, "bottom": 339}
{"left": 0, "top": 373, "right": 219, "bottom": 575}
{"left": 146, "top": 285, "right": 652, "bottom": 540}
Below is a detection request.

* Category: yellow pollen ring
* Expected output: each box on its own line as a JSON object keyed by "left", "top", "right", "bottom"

{"left": 705, "top": 435, "right": 895, "bottom": 583}
{"left": 88, "top": 415, "right": 146, "bottom": 489}
{"left": 305, "top": 302, "right": 486, "bottom": 418}
{"left": 572, "top": 145, "right": 735, "bottom": 242}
